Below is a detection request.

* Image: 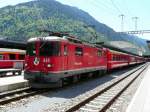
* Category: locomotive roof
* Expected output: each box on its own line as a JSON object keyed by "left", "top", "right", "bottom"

{"left": 28, "top": 36, "right": 104, "bottom": 50}
{"left": 28, "top": 36, "right": 68, "bottom": 42}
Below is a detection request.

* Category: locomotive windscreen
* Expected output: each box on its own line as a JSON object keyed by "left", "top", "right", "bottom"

{"left": 39, "top": 42, "right": 60, "bottom": 56}
{"left": 26, "top": 42, "right": 36, "bottom": 56}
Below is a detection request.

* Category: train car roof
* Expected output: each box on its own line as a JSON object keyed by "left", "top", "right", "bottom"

{"left": 0, "top": 40, "right": 26, "bottom": 50}
{"left": 102, "top": 44, "right": 143, "bottom": 57}
{"left": 0, "top": 48, "right": 25, "bottom": 54}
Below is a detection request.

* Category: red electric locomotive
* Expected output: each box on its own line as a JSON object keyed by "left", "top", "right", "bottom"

{"left": 24, "top": 33, "right": 107, "bottom": 88}
{"left": 0, "top": 48, "right": 25, "bottom": 69}
{"left": 24, "top": 32, "right": 145, "bottom": 88}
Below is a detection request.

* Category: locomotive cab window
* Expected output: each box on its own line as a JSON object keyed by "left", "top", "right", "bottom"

{"left": 64, "top": 45, "right": 68, "bottom": 56}
{"left": 26, "top": 42, "right": 36, "bottom": 56}
{"left": 39, "top": 41, "right": 60, "bottom": 56}
{"left": 75, "top": 47, "right": 83, "bottom": 56}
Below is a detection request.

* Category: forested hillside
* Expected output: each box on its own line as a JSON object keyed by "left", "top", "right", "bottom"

{"left": 0, "top": 0, "right": 149, "bottom": 55}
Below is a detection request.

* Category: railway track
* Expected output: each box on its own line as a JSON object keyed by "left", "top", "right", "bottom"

{"left": 65, "top": 63, "right": 148, "bottom": 112}
{"left": 0, "top": 87, "right": 49, "bottom": 105}
{"left": 0, "top": 63, "right": 147, "bottom": 108}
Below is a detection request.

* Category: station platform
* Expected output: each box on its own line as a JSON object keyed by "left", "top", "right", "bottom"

{"left": 126, "top": 64, "right": 150, "bottom": 112}
{"left": 0, "top": 68, "right": 21, "bottom": 73}
{"left": 0, "top": 75, "right": 28, "bottom": 93}
{"left": 0, "top": 68, "right": 22, "bottom": 77}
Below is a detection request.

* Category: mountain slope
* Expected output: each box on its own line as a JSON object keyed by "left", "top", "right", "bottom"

{"left": 0, "top": 0, "right": 149, "bottom": 55}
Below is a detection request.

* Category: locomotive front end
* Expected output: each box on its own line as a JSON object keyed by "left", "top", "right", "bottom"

{"left": 24, "top": 37, "right": 64, "bottom": 87}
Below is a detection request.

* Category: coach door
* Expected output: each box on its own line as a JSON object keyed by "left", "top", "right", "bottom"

{"left": 62, "top": 44, "right": 68, "bottom": 71}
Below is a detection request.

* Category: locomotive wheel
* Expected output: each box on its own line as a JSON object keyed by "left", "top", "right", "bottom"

{"left": 92, "top": 71, "right": 99, "bottom": 78}
{"left": 64, "top": 75, "right": 79, "bottom": 84}
{"left": 88, "top": 73, "right": 93, "bottom": 78}
{"left": 58, "top": 79, "right": 64, "bottom": 87}
{"left": 100, "top": 70, "right": 107, "bottom": 76}
{"left": 72, "top": 75, "right": 79, "bottom": 83}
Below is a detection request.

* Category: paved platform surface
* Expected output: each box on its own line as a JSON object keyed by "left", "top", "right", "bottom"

{"left": 0, "top": 74, "right": 28, "bottom": 93}
{"left": 126, "top": 64, "right": 150, "bottom": 112}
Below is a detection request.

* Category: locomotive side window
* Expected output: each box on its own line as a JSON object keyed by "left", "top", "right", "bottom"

{"left": 75, "top": 47, "right": 83, "bottom": 56}
{"left": 64, "top": 45, "right": 68, "bottom": 56}
{"left": 9, "top": 54, "right": 16, "bottom": 60}
{"left": 97, "top": 50, "right": 102, "bottom": 57}
{"left": 26, "top": 42, "right": 36, "bottom": 56}
{"left": 39, "top": 42, "right": 60, "bottom": 56}
{"left": 0, "top": 55, "right": 3, "bottom": 60}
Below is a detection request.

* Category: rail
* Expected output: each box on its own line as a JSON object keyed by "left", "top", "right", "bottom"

{"left": 65, "top": 63, "right": 148, "bottom": 112}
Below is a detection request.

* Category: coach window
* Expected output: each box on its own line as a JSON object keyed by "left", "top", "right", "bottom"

{"left": 64, "top": 45, "right": 68, "bottom": 56}
{"left": 118, "top": 56, "right": 120, "bottom": 60}
{"left": 0, "top": 55, "right": 3, "bottom": 60}
{"left": 19, "top": 54, "right": 25, "bottom": 60}
{"left": 9, "top": 54, "right": 16, "bottom": 60}
{"left": 116, "top": 56, "right": 118, "bottom": 60}
{"left": 113, "top": 55, "right": 115, "bottom": 61}
{"left": 75, "top": 47, "right": 83, "bottom": 56}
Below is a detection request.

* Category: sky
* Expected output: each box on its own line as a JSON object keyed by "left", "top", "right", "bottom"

{"left": 0, "top": 0, "right": 150, "bottom": 40}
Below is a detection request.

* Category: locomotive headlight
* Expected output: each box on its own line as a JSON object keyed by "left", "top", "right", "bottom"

{"left": 47, "top": 64, "right": 52, "bottom": 68}
{"left": 25, "top": 63, "right": 28, "bottom": 67}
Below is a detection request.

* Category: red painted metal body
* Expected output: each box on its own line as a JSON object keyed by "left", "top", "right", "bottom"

{"left": 25, "top": 36, "right": 107, "bottom": 75}
{"left": 106, "top": 48, "right": 145, "bottom": 70}
{"left": 106, "top": 49, "right": 129, "bottom": 70}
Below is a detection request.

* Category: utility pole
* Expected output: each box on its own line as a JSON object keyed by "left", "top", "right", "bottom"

{"left": 119, "top": 14, "right": 125, "bottom": 32}
{"left": 132, "top": 17, "right": 139, "bottom": 31}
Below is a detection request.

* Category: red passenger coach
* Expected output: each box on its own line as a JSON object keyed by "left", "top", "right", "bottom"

{"left": 24, "top": 33, "right": 107, "bottom": 88}
{"left": 106, "top": 49, "right": 129, "bottom": 70}
{"left": 104, "top": 45, "right": 145, "bottom": 70}
{"left": 0, "top": 48, "right": 25, "bottom": 69}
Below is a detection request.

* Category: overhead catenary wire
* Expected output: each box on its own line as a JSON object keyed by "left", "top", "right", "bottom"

{"left": 123, "top": 0, "right": 133, "bottom": 16}
{"left": 88, "top": 0, "right": 120, "bottom": 16}
{"left": 109, "top": 0, "right": 122, "bottom": 14}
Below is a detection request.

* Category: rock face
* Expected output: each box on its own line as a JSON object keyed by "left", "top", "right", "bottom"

{"left": 0, "top": 0, "right": 149, "bottom": 55}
